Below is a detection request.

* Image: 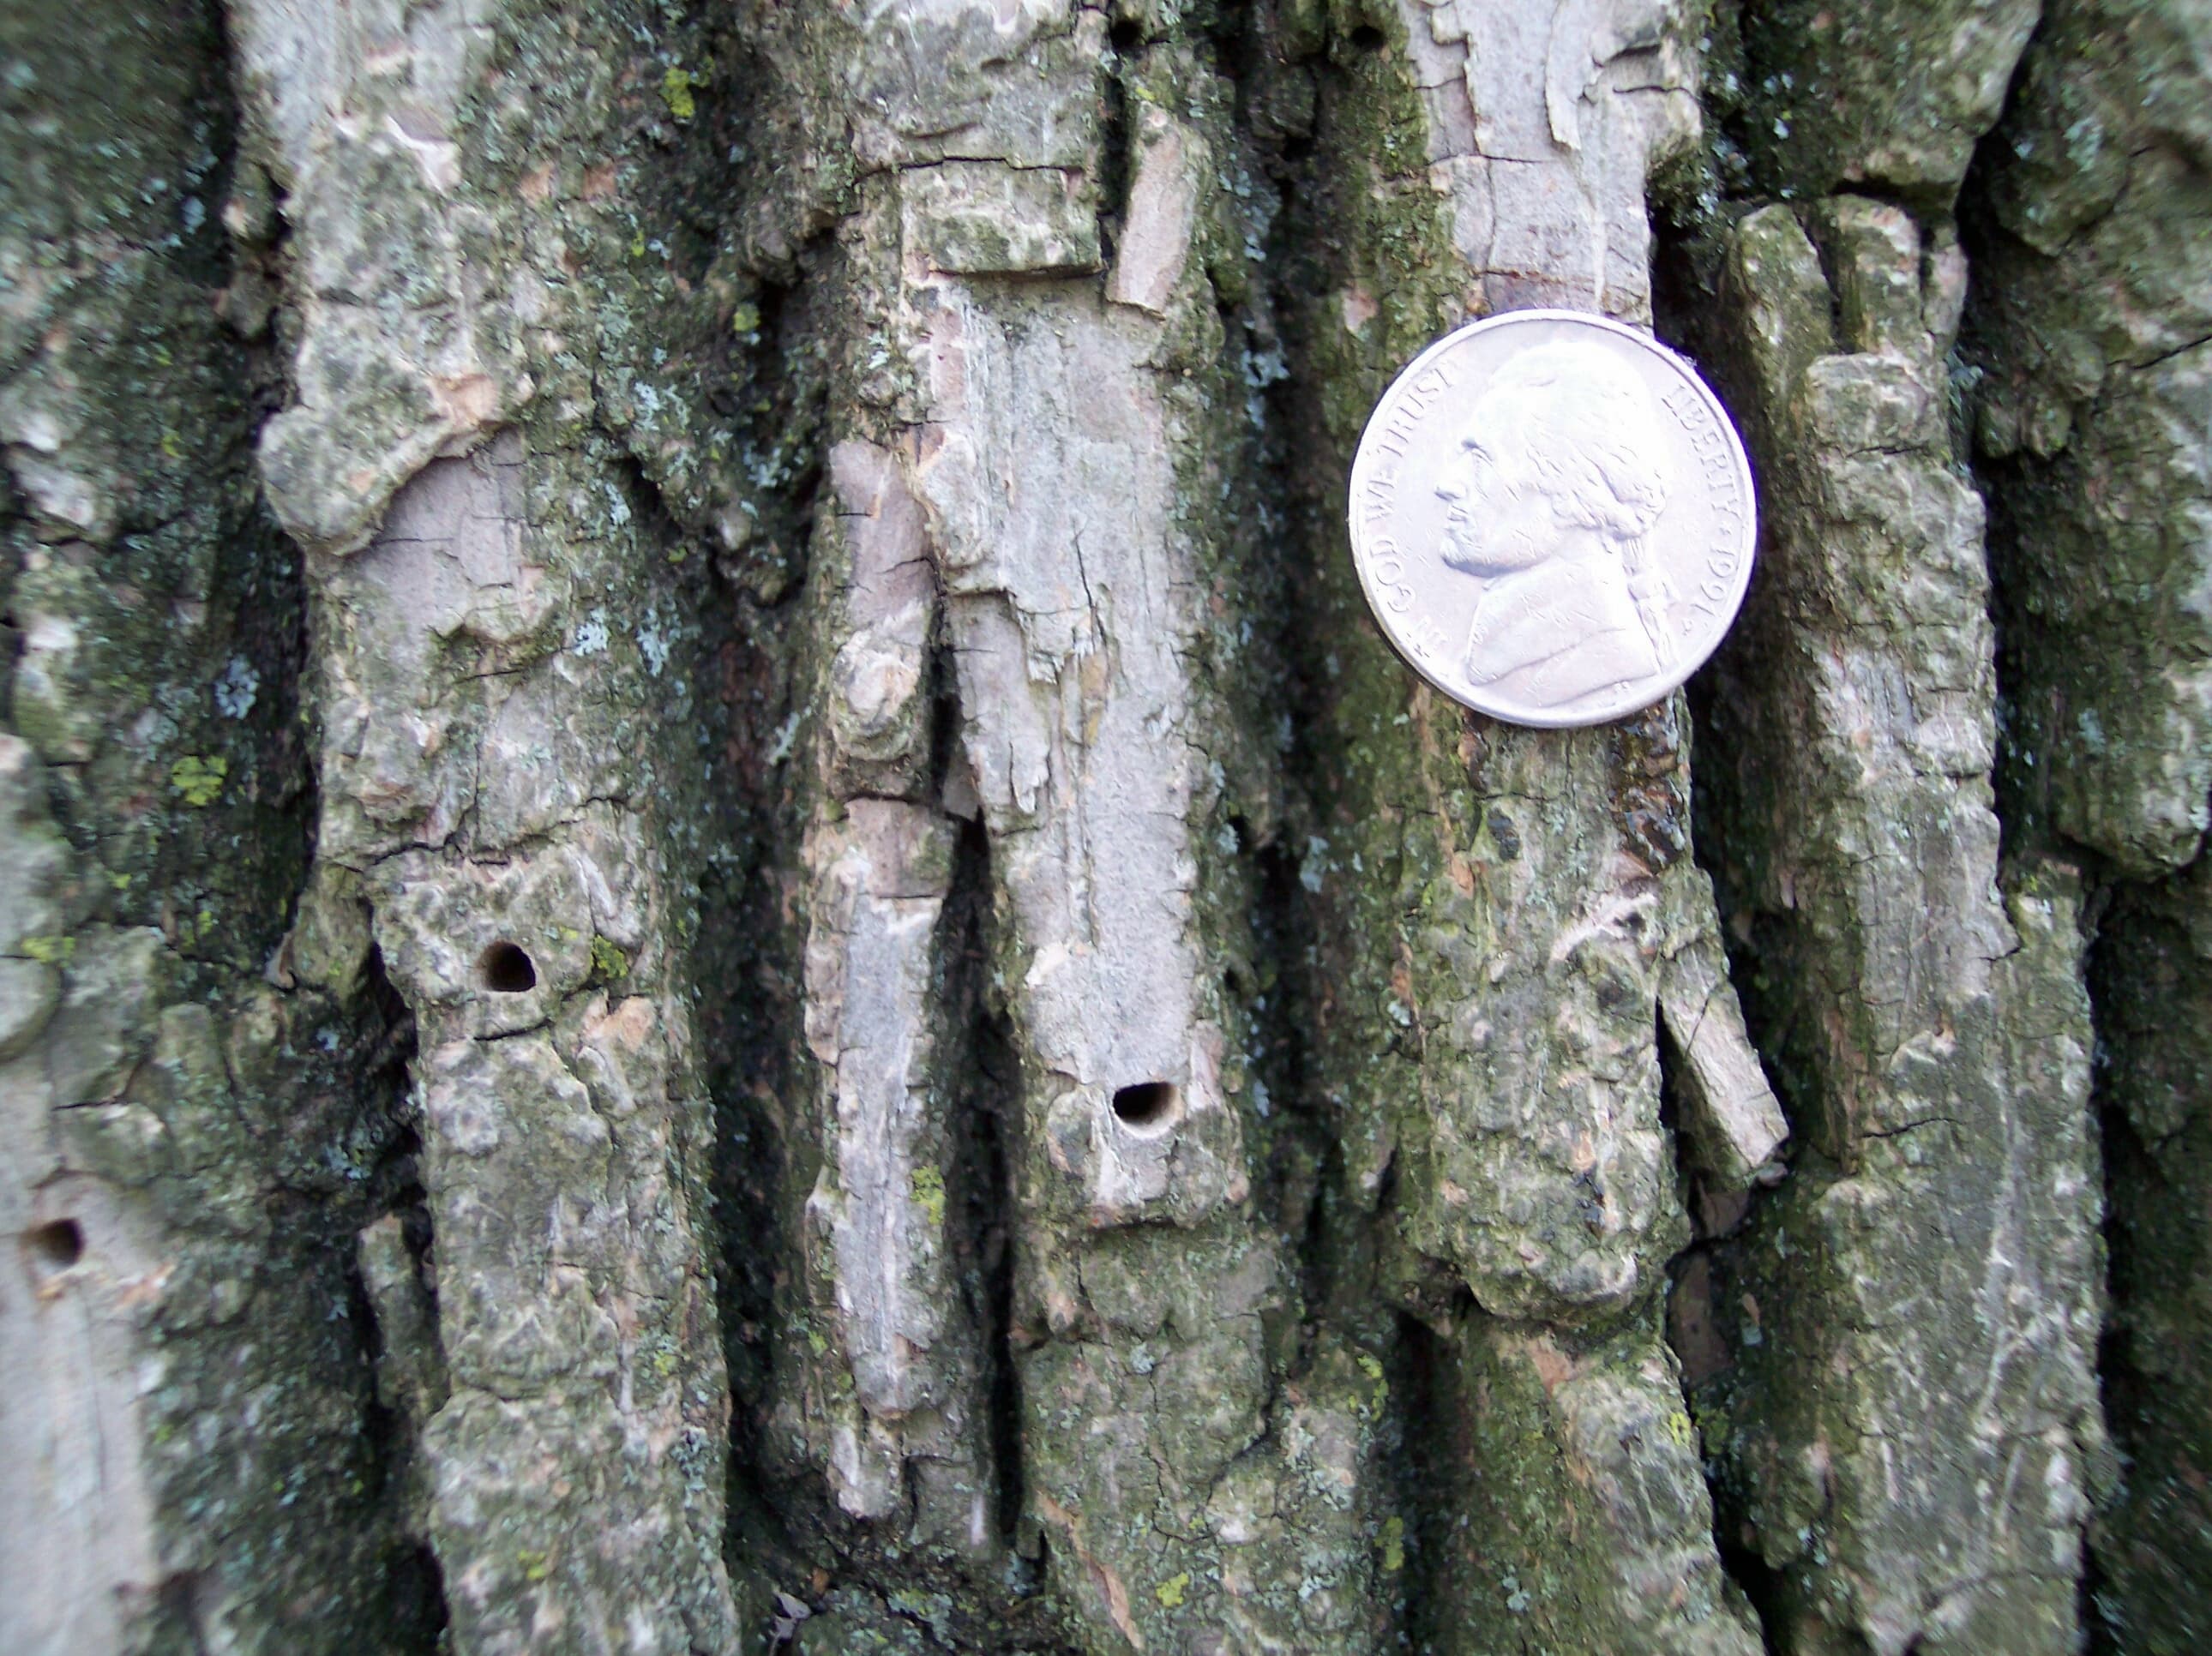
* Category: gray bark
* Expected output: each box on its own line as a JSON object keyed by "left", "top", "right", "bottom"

{"left": 1, "top": 1, "right": 2206, "bottom": 1653}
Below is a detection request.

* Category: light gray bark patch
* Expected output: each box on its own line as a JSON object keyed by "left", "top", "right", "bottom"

{"left": 314, "top": 439, "right": 567, "bottom": 863}
{"left": 306, "top": 419, "right": 740, "bottom": 1650}
{"left": 1106, "top": 109, "right": 1198, "bottom": 315}
{"left": 848, "top": 0, "right": 1106, "bottom": 171}
{"left": 231, "top": 0, "right": 532, "bottom": 553}
{"left": 772, "top": 418, "right": 1001, "bottom": 1553}
{"left": 794, "top": 800, "right": 995, "bottom": 1542}
{"left": 825, "top": 439, "right": 937, "bottom": 795}
{"left": 1417, "top": 0, "right": 1700, "bottom": 321}
{"left": 913, "top": 291, "right": 1245, "bottom": 1226}
{"left": 903, "top": 161, "right": 1103, "bottom": 274}
{"left": 0, "top": 1102, "right": 165, "bottom": 1656}
{"left": 781, "top": 28, "right": 1388, "bottom": 1649}
{"left": 1658, "top": 884, "right": 1788, "bottom": 1191}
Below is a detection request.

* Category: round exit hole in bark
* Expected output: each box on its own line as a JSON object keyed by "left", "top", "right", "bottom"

{"left": 25, "top": 1218, "right": 84, "bottom": 1273}
{"left": 1110, "top": 1082, "right": 1181, "bottom": 1133}
{"left": 478, "top": 941, "right": 538, "bottom": 993}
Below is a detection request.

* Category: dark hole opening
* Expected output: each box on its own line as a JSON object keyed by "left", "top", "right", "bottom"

{"left": 1349, "top": 24, "right": 1386, "bottom": 51}
{"left": 27, "top": 1218, "right": 84, "bottom": 1269}
{"left": 1110, "top": 1082, "right": 1180, "bottom": 1130}
{"left": 1108, "top": 17, "right": 1142, "bottom": 55}
{"left": 478, "top": 941, "right": 538, "bottom": 993}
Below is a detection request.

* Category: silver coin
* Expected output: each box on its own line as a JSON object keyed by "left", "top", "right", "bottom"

{"left": 1348, "top": 310, "right": 1756, "bottom": 729}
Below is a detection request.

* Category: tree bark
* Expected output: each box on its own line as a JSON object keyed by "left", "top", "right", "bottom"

{"left": 2, "top": 1, "right": 2206, "bottom": 1653}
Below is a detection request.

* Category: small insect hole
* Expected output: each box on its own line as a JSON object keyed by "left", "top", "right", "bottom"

{"left": 26, "top": 1218, "right": 84, "bottom": 1271}
{"left": 1110, "top": 1082, "right": 1181, "bottom": 1131}
{"left": 478, "top": 941, "right": 538, "bottom": 993}
{"left": 1349, "top": 24, "right": 1386, "bottom": 51}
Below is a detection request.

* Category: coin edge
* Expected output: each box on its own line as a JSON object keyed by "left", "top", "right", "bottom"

{"left": 1344, "top": 309, "right": 1759, "bottom": 729}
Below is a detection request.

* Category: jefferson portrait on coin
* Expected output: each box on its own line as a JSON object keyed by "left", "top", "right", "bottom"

{"left": 1433, "top": 341, "right": 1678, "bottom": 708}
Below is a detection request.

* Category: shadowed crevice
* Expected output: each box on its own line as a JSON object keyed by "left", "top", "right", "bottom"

{"left": 1392, "top": 1308, "right": 1474, "bottom": 1656}
{"left": 941, "top": 812, "right": 1035, "bottom": 1553}
{"left": 1644, "top": 142, "right": 1794, "bottom": 1656}
{"left": 1656, "top": 1009, "right": 1783, "bottom": 1656}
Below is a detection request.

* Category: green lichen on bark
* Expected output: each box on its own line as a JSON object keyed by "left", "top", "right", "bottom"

{"left": 1731, "top": 0, "right": 2038, "bottom": 204}
{"left": 1966, "top": 0, "right": 2212, "bottom": 876}
{"left": 1255, "top": 5, "right": 1764, "bottom": 1653}
{"left": 1957, "top": 3, "right": 2212, "bottom": 1647}
{"left": 2089, "top": 861, "right": 2212, "bottom": 1652}
{"left": 1, "top": 2, "right": 437, "bottom": 1650}
{"left": 1408, "top": 1307, "right": 1754, "bottom": 1656}
{"left": 1662, "top": 57, "right": 2109, "bottom": 1639}
{"left": 214, "top": 0, "right": 827, "bottom": 1646}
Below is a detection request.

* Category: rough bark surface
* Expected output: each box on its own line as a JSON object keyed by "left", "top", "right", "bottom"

{"left": 1674, "top": 198, "right": 2102, "bottom": 1653}
{"left": 1960, "top": 3, "right": 2212, "bottom": 1647}
{"left": 2, "top": 1, "right": 2206, "bottom": 1653}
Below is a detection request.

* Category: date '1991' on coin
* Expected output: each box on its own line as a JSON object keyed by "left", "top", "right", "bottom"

{"left": 1347, "top": 310, "right": 1757, "bottom": 729}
